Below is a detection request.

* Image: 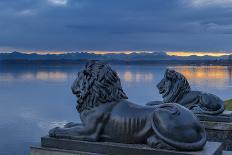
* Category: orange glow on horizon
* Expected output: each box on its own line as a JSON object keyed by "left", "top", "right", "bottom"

{"left": 16, "top": 50, "right": 232, "bottom": 57}
{"left": 167, "top": 51, "right": 232, "bottom": 57}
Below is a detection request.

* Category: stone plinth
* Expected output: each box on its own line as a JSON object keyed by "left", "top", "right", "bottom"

{"left": 197, "top": 110, "right": 232, "bottom": 122}
{"left": 30, "top": 146, "right": 102, "bottom": 155}
{"left": 201, "top": 121, "right": 232, "bottom": 151}
{"left": 29, "top": 136, "right": 224, "bottom": 155}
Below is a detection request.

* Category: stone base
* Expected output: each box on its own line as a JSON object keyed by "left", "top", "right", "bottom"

{"left": 201, "top": 121, "right": 232, "bottom": 151}
{"left": 31, "top": 136, "right": 224, "bottom": 155}
{"left": 197, "top": 110, "right": 232, "bottom": 122}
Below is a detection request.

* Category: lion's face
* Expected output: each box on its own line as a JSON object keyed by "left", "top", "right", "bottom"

{"left": 157, "top": 78, "right": 172, "bottom": 98}
{"left": 71, "top": 61, "right": 128, "bottom": 113}
{"left": 157, "top": 69, "right": 175, "bottom": 98}
{"left": 71, "top": 70, "right": 90, "bottom": 103}
{"left": 157, "top": 69, "right": 190, "bottom": 103}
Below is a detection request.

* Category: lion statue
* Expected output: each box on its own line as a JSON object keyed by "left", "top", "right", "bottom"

{"left": 151, "top": 69, "right": 224, "bottom": 115}
{"left": 49, "top": 61, "right": 206, "bottom": 151}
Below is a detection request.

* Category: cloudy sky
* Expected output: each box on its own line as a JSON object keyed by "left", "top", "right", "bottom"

{"left": 1, "top": 0, "right": 232, "bottom": 52}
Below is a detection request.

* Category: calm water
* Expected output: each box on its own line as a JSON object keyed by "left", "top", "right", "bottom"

{"left": 0, "top": 65, "right": 232, "bottom": 155}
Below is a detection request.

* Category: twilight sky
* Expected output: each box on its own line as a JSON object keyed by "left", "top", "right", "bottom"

{"left": 1, "top": 0, "right": 232, "bottom": 52}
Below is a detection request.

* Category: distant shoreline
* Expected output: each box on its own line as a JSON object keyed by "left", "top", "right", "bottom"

{"left": 1, "top": 59, "right": 232, "bottom": 66}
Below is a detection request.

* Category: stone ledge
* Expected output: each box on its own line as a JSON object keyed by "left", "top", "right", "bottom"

{"left": 30, "top": 146, "right": 103, "bottom": 155}
{"left": 197, "top": 110, "right": 232, "bottom": 122}
{"left": 39, "top": 136, "right": 223, "bottom": 155}
{"left": 200, "top": 121, "right": 232, "bottom": 151}
{"left": 200, "top": 121, "right": 232, "bottom": 130}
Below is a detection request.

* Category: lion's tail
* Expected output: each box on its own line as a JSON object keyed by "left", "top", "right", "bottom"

{"left": 197, "top": 103, "right": 225, "bottom": 115}
{"left": 196, "top": 93, "right": 225, "bottom": 115}
{"left": 151, "top": 103, "right": 207, "bottom": 151}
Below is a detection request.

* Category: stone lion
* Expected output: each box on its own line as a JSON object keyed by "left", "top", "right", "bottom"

{"left": 155, "top": 69, "right": 225, "bottom": 115}
{"left": 49, "top": 61, "right": 206, "bottom": 151}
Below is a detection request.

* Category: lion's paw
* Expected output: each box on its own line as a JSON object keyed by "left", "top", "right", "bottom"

{"left": 147, "top": 135, "right": 174, "bottom": 150}
{"left": 49, "top": 127, "right": 60, "bottom": 137}
{"left": 64, "top": 122, "right": 79, "bottom": 128}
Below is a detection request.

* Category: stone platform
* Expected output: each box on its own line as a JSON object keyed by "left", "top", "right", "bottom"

{"left": 201, "top": 121, "right": 232, "bottom": 151}
{"left": 30, "top": 136, "right": 224, "bottom": 155}
{"left": 197, "top": 110, "right": 232, "bottom": 122}
{"left": 30, "top": 147, "right": 102, "bottom": 155}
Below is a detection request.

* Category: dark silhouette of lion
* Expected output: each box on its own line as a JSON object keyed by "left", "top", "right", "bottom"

{"left": 49, "top": 61, "right": 206, "bottom": 151}
{"left": 156, "top": 69, "right": 224, "bottom": 115}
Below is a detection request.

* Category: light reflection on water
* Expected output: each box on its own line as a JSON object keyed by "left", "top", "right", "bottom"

{"left": 118, "top": 71, "right": 154, "bottom": 83}
{"left": 1, "top": 66, "right": 231, "bottom": 86}
{"left": 0, "top": 65, "right": 232, "bottom": 155}
{"left": 170, "top": 66, "right": 232, "bottom": 89}
{"left": 0, "top": 71, "right": 68, "bottom": 82}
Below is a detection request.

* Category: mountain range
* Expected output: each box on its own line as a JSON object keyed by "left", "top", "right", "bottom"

{"left": 0, "top": 51, "right": 231, "bottom": 61}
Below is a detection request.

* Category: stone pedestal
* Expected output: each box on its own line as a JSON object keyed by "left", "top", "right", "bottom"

{"left": 201, "top": 121, "right": 232, "bottom": 151}
{"left": 30, "top": 147, "right": 101, "bottom": 155}
{"left": 197, "top": 110, "right": 232, "bottom": 122}
{"left": 197, "top": 110, "right": 232, "bottom": 151}
{"left": 30, "top": 136, "right": 223, "bottom": 155}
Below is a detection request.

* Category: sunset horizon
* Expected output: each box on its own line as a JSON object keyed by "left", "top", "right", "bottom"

{"left": 2, "top": 50, "right": 232, "bottom": 57}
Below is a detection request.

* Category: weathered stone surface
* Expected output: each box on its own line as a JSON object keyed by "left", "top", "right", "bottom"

{"left": 201, "top": 121, "right": 232, "bottom": 151}
{"left": 39, "top": 136, "right": 223, "bottom": 155}
{"left": 201, "top": 121, "right": 232, "bottom": 130}
{"left": 197, "top": 110, "right": 232, "bottom": 122}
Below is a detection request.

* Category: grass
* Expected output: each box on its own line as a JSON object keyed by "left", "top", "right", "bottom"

{"left": 224, "top": 99, "right": 232, "bottom": 110}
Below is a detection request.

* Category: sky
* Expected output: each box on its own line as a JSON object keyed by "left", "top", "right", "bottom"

{"left": 1, "top": 0, "right": 232, "bottom": 53}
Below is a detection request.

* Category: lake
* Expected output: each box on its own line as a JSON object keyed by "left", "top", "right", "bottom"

{"left": 0, "top": 64, "right": 232, "bottom": 155}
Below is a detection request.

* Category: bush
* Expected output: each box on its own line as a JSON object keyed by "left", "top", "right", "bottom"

{"left": 224, "top": 99, "right": 232, "bottom": 110}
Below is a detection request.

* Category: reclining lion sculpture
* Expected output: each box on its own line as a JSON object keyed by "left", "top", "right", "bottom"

{"left": 154, "top": 69, "right": 225, "bottom": 115}
{"left": 49, "top": 61, "right": 206, "bottom": 151}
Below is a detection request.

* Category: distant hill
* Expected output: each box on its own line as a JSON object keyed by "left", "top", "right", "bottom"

{"left": 0, "top": 51, "right": 230, "bottom": 61}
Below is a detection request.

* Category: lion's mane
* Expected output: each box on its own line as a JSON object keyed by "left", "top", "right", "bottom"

{"left": 72, "top": 61, "right": 128, "bottom": 113}
{"left": 162, "top": 69, "right": 191, "bottom": 103}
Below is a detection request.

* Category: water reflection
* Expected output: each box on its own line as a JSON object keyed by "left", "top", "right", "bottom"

{"left": 169, "top": 66, "right": 232, "bottom": 88}
{"left": 0, "top": 73, "right": 14, "bottom": 82}
{"left": 36, "top": 72, "right": 67, "bottom": 81}
{"left": 0, "top": 71, "right": 68, "bottom": 82}
{"left": 122, "top": 71, "right": 133, "bottom": 82}
{"left": 118, "top": 71, "right": 154, "bottom": 82}
{"left": 1, "top": 66, "right": 231, "bottom": 87}
{"left": 0, "top": 70, "right": 155, "bottom": 83}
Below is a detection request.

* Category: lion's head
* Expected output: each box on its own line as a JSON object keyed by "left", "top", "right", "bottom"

{"left": 71, "top": 61, "right": 128, "bottom": 113}
{"left": 157, "top": 69, "right": 191, "bottom": 103}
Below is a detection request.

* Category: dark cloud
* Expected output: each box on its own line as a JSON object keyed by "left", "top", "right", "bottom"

{"left": 0, "top": 0, "right": 232, "bottom": 52}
